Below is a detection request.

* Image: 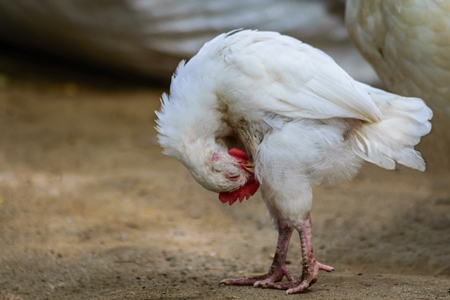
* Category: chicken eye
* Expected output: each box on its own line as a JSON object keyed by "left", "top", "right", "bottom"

{"left": 226, "top": 170, "right": 240, "bottom": 179}
{"left": 212, "top": 165, "right": 222, "bottom": 172}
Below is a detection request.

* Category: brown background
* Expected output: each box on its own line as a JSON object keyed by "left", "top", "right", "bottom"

{"left": 0, "top": 54, "right": 449, "bottom": 300}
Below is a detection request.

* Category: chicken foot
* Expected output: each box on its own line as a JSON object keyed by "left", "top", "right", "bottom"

{"left": 219, "top": 219, "right": 294, "bottom": 286}
{"left": 260, "top": 213, "right": 334, "bottom": 294}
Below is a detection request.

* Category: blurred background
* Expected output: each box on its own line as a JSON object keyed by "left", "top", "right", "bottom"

{"left": 0, "top": 1, "right": 448, "bottom": 299}
{"left": 0, "top": 0, "right": 378, "bottom": 85}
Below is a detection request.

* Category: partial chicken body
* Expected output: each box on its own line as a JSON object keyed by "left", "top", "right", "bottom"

{"left": 156, "top": 30, "right": 432, "bottom": 295}
{"left": 346, "top": 0, "right": 450, "bottom": 114}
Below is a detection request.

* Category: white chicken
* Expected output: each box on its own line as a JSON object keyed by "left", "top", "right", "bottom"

{"left": 156, "top": 29, "right": 432, "bottom": 295}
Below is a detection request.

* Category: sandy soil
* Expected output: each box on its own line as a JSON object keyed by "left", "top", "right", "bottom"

{"left": 0, "top": 69, "right": 449, "bottom": 300}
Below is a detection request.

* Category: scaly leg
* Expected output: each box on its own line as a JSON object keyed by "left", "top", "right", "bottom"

{"left": 261, "top": 213, "right": 334, "bottom": 294}
{"left": 220, "top": 219, "right": 294, "bottom": 286}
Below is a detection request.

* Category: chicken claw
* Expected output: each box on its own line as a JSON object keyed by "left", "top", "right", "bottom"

{"left": 261, "top": 261, "right": 334, "bottom": 294}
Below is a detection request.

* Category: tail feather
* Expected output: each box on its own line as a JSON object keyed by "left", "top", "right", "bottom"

{"left": 351, "top": 83, "right": 433, "bottom": 171}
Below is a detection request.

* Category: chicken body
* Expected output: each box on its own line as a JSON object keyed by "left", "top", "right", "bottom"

{"left": 156, "top": 30, "right": 432, "bottom": 294}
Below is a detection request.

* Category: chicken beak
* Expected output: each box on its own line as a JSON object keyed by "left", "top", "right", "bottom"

{"left": 240, "top": 162, "right": 255, "bottom": 174}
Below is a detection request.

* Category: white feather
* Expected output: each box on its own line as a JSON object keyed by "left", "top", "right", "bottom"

{"left": 351, "top": 82, "right": 433, "bottom": 171}
{"left": 156, "top": 29, "right": 432, "bottom": 222}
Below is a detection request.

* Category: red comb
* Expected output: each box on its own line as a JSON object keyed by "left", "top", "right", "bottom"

{"left": 228, "top": 148, "right": 248, "bottom": 162}
{"left": 218, "top": 177, "right": 260, "bottom": 206}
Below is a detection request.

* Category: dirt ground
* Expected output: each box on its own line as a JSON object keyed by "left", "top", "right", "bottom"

{"left": 0, "top": 56, "right": 449, "bottom": 300}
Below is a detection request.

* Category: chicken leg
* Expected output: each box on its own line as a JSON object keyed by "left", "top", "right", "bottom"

{"left": 220, "top": 219, "right": 294, "bottom": 286}
{"left": 261, "top": 213, "right": 334, "bottom": 294}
